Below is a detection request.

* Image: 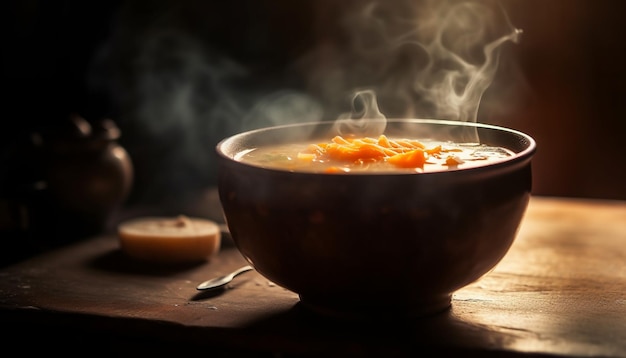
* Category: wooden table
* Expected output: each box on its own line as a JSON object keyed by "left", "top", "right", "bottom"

{"left": 0, "top": 196, "right": 624, "bottom": 357}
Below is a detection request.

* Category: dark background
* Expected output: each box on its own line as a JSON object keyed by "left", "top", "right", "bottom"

{"left": 2, "top": 0, "right": 626, "bottom": 209}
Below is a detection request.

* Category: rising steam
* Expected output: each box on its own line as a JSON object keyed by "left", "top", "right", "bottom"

{"left": 306, "top": 0, "right": 522, "bottom": 140}
{"left": 409, "top": 1, "right": 522, "bottom": 123}
{"left": 332, "top": 89, "right": 387, "bottom": 136}
{"left": 98, "top": 0, "right": 522, "bottom": 199}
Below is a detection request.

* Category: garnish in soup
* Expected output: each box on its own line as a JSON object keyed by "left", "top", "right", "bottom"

{"left": 237, "top": 135, "right": 513, "bottom": 173}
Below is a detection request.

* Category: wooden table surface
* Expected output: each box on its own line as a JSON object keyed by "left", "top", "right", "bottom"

{"left": 0, "top": 196, "right": 624, "bottom": 357}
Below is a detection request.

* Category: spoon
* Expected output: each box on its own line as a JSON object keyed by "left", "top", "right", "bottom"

{"left": 196, "top": 265, "right": 254, "bottom": 290}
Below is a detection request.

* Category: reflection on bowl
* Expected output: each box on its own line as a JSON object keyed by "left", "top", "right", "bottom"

{"left": 216, "top": 119, "right": 536, "bottom": 319}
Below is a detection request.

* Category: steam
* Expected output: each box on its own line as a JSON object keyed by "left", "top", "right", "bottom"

{"left": 242, "top": 90, "right": 323, "bottom": 131}
{"left": 332, "top": 89, "right": 387, "bottom": 136}
{"left": 97, "top": 0, "right": 523, "bottom": 200}
{"left": 306, "top": 0, "right": 522, "bottom": 140}
{"left": 411, "top": 1, "right": 522, "bottom": 123}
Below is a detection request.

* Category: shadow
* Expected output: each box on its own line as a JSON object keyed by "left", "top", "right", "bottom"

{"left": 189, "top": 287, "right": 228, "bottom": 301}
{"left": 235, "top": 303, "right": 532, "bottom": 357}
{"left": 87, "top": 248, "right": 207, "bottom": 277}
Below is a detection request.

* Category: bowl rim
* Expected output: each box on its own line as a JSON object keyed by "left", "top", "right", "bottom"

{"left": 216, "top": 118, "right": 537, "bottom": 176}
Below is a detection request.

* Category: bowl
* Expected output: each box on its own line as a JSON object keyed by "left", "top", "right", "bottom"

{"left": 216, "top": 118, "right": 536, "bottom": 319}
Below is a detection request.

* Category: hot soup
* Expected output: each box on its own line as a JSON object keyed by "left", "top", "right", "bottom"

{"left": 236, "top": 134, "right": 514, "bottom": 173}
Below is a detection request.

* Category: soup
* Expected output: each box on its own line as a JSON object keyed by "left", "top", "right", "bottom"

{"left": 236, "top": 134, "right": 514, "bottom": 173}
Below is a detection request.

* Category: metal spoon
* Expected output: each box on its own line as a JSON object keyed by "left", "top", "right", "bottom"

{"left": 196, "top": 265, "right": 254, "bottom": 290}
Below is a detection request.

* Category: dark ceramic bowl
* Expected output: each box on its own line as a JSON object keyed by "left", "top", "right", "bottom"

{"left": 216, "top": 119, "right": 536, "bottom": 319}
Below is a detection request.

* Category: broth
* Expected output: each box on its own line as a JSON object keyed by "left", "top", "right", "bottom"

{"left": 236, "top": 135, "right": 514, "bottom": 173}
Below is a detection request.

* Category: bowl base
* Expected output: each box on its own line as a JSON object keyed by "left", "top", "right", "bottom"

{"left": 297, "top": 294, "right": 452, "bottom": 321}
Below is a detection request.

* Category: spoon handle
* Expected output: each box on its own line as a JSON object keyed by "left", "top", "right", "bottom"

{"left": 196, "top": 265, "right": 254, "bottom": 290}
{"left": 232, "top": 265, "right": 254, "bottom": 277}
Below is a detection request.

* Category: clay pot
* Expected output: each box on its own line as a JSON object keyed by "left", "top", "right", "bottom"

{"left": 40, "top": 115, "right": 134, "bottom": 243}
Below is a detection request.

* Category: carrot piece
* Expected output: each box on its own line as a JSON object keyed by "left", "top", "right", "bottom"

{"left": 387, "top": 149, "right": 426, "bottom": 168}
{"left": 331, "top": 136, "right": 351, "bottom": 145}
{"left": 425, "top": 145, "right": 442, "bottom": 155}
{"left": 395, "top": 139, "right": 425, "bottom": 149}
{"left": 444, "top": 155, "right": 465, "bottom": 166}
{"left": 297, "top": 153, "right": 316, "bottom": 161}
{"left": 325, "top": 166, "right": 350, "bottom": 173}
{"left": 359, "top": 137, "right": 377, "bottom": 144}
{"left": 313, "top": 135, "right": 436, "bottom": 169}
{"left": 324, "top": 142, "right": 386, "bottom": 162}
{"left": 359, "top": 143, "right": 388, "bottom": 157}
{"left": 377, "top": 135, "right": 391, "bottom": 147}
{"left": 381, "top": 147, "right": 400, "bottom": 156}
